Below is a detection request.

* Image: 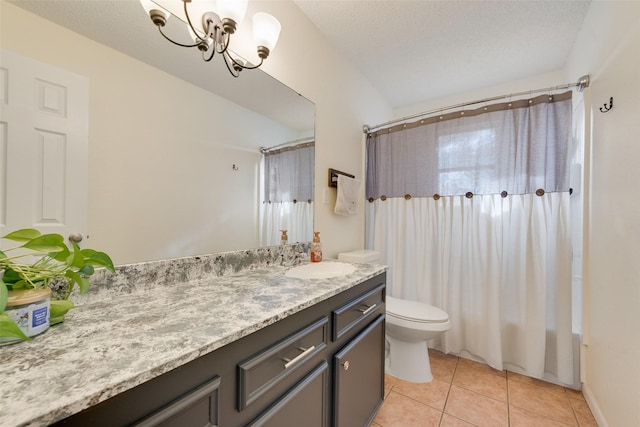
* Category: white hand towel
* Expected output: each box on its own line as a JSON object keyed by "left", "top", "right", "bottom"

{"left": 335, "top": 175, "right": 361, "bottom": 216}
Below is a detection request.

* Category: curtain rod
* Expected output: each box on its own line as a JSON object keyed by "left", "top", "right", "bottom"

{"left": 363, "top": 75, "right": 590, "bottom": 134}
{"left": 260, "top": 137, "right": 315, "bottom": 154}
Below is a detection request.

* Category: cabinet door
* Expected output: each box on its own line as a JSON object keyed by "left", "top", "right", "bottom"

{"left": 247, "top": 362, "right": 328, "bottom": 427}
{"left": 333, "top": 315, "right": 385, "bottom": 427}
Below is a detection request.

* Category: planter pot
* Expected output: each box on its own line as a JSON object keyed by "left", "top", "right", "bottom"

{"left": 0, "top": 288, "right": 51, "bottom": 345}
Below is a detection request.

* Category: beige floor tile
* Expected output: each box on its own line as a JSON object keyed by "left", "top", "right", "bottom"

{"left": 453, "top": 363, "right": 507, "bottom": 402}
{"left": 444, "top": 385, "right": 508, "bottom": 427}
{"left": 392, "top": 377, "right": 451, "bottom": 410}
{"left": 508, "top": 379, "right": 577, "bottom": 426}
{"left": 457, "top": 356, "right": 506, "bottom": 378}
{"left": 373, "top": 391, "right": 442, "bottom": 427}
{"left": 385, "top": 373, "right": 399, "bottom": 398}
{"left": 429, "top": 350, "right": 458, "bottom": 383}
{"left": 565, "top": 387, "right": 586, "bottom": 401}
{"left": 507, "top": 371, "right": 567, "bottom": 398}
{"left": 439, "top": 413, "right": 478, "bottom": 427}
{"left": 509, "top": 405, "right": 576, "bottom": 427}
{"left": 569, "top": 398, "right": 598, "bottom": 427}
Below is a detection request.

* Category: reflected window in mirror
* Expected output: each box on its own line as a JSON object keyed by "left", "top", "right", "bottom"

{"left": 260, "top": 142, "right": 314, "bottom": 246}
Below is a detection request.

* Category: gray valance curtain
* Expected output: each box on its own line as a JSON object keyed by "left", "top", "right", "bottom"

{"left": 366, "top": 92, "right": 572, "bottom": 199}
{"left": 263, "top": 142, "right": 314, "bottom": 203}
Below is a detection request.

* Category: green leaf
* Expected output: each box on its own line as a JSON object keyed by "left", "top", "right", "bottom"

{"left": 0, "top": 281, "right": 7, "bottom": 313}
{"left": 65, "top": 270, "right": 89, "bottom": 294}
{"left": 79, "top": 264, "right": 95, "bottom": 276}
{"left": 0, "top": 250, "right": 6, "bottom": 259}
{"left": 51, "top": 244, "right": 71, "bottom": 262}
{"left": 49, "top": 316, "right": 65, "bottom": 325}
{"left": 50, "top": 299, "right": 75, "bottom": 318}
{"left": 0, "top": 268, "right": 21, "bottom": 284}
{"left": 22, "top": 234, "right": 66, "bottom": 253}
{"left": 0, "top": 313, "right": 29, "bottom": 340}
{"left": 65, "top": 242, "right": 83, "bottom": 269}
{"left": 85, "top": 251, "right": 115, "bottom": 273}
{"left": 2, "top": 228, "right": 41, "bottom": 242}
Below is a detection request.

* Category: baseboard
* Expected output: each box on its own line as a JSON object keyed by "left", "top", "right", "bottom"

{"left": 582, "top": 384, "right": 608, "bottom": 427}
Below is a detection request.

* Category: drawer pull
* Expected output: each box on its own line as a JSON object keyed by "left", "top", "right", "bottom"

{"left": 358, "top": 304, "right": 377, "bottom": 316}
{"left": 283, "top": 345, "right": 316, "bottom": 369}
{"left": 342, "top": 361, "right": 350, "bottom": 371}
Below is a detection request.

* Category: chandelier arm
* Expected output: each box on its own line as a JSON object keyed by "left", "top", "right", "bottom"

{"left": 222, "top": 54, "right": 241, "bottom": 78}
{"left": 202, "top": 44, "right": 217, "bottom": 62}
{"left": 157, "top": 26, "right": 201, "bottom": 48}
{"left": 183, "top": 0, "right": 207, "bottom": 44}
{"left": 231, "top": 55, "right": 265, "bottom": 70}
{"left": 215, "top": 29, "right": 230, "bottom": 54}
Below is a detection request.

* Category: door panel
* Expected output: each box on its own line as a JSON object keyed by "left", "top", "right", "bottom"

{"left": 0, "top": 49, "right": 88, "bottom": 242}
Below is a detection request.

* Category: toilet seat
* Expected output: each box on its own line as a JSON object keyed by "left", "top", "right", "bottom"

{"left": 386, "top": 296, "right": 449, "bottom": 323}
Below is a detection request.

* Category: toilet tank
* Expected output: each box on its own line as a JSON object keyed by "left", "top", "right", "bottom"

{"left": 337, "top": 250, "right": 380, "bottom": 263}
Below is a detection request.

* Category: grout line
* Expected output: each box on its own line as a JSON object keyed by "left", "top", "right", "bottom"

{"left": 506, "top": 371, "right": 511, "bottom": 426}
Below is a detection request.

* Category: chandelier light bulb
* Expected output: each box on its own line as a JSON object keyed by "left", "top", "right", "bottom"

{"left": 139, "top": 0, "right": 170, "bottom": 26}
{"left": 217, "top": 0, "right": 248, "bottom": 27}
{"left": 253, "top": 12, "right": 281, "bottom": 53}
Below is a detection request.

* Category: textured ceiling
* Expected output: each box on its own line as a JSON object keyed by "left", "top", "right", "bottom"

{"left": 294, "top": 0, "right": 592, "bottom": 109}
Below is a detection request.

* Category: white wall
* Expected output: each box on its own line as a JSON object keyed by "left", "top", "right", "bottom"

{"left": 238, "top": 1, "right": 393, "bottom": 258}
{"left": 564, "top": 2, "right": 640, "bottom": 426}
{"left": 1, "top": 3, "right": 299, "bottom": 264}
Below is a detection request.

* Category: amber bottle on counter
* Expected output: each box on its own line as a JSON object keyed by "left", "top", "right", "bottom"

{"left": 311, "top": 231, "right": 323, "bottom": 262}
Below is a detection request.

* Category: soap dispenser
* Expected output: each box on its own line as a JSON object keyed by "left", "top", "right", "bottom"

{"left": 280, "top": 229, "right": 288, "bottom": 245}
{"left": 311, "top": 232, "right": 323, "bottom": 262}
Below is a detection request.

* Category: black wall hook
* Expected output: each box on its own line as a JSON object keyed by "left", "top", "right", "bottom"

{"left": 600, "top": 97, "right": 613, "bottom": 113}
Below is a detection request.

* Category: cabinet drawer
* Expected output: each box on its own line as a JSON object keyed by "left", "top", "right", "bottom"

{"left": 238, "top": 317, "right": 328, "bottom": 410}
{"left": 134, "top": 376, "right": 221, "bottom": 427}
{"left": 332, "top": 284, "right": 385, "bottom": 340}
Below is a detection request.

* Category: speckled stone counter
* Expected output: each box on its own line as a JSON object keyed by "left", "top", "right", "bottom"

{"left": 0, "top": 247, "right": 386, "bottom": 427}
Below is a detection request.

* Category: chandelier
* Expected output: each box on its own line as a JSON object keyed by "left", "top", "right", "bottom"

{"left": 140, "top": 0, "right": 281, "bottom": 77}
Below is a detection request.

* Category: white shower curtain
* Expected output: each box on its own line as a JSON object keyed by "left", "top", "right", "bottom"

{"left": 366, "top": 193, "right": 574, "bottom": 383}
{"left": 365, "top": 91, "right": 579, "bottom": 386}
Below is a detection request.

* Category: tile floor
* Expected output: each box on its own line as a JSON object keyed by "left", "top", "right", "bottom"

{"left": 372, "top": 349, "right": 597, "bottom": 427}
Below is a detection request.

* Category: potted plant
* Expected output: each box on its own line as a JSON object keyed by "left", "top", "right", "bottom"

{"left": 0, "top": 228, "right": 114, "bottom": 342}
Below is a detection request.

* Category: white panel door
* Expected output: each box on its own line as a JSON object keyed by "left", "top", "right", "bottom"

{"left": 0, "top": 49, "right": 89, "bottom": 246}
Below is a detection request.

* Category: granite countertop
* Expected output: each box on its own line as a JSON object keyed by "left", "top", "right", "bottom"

{"left": 0, "top": 254, "right": 386, "bottom": 427}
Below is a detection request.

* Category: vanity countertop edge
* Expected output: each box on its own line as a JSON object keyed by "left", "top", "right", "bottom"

{"left": 0, "top": 257, "right": 387, "bottom": 427}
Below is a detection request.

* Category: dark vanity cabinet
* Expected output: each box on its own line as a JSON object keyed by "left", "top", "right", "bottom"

{"left": 53, "top": 273, "right": 385, "bottom": 427}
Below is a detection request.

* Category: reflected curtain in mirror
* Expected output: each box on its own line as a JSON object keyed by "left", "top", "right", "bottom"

{"left": 261, "top": 142, "right": 314, "bottom": 245}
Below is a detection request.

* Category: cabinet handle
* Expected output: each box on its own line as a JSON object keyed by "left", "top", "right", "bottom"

{"left": 283, "top": 345, "right": 315, "bottom": 369}
{"left": 342, "top": 361, "right": 350, "bottom": 371}
{"left": 358, "top": 303, "right": 377, "bottom": 316}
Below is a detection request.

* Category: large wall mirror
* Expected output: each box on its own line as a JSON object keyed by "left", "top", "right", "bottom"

{"left": 3, "top": 1, "right": 315, "bottom": 265}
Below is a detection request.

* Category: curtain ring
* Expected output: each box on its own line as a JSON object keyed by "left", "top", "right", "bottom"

{"left": 536, "top": 189, "right": 545, "bottom": 196}
{"left": 380, "top": 195, "right": 387, "bottom": 201}
{"left": 368, "top": 197, "right": 375, "bottom": 203}
{"left": 501, "top": 191, "right": 508, "bottom": 198}
{"left": 465, "top": 192, "right": 473, "bottom": 198}
{"left": 433, "top": 194, "right": 440, "bottom": 200}
{"left": 404, "top": 194, "right": 412, "bottom": 200}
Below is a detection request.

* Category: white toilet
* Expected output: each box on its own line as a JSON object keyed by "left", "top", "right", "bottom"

{"left": 337, "top": 250, "right": 452, "bottom": 383}
{"left": 385, "top": 296, "right": 451, "bottom": 383}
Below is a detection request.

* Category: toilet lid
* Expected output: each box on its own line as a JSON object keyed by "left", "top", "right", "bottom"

{"left": 386, "top": 296, "right": 449, "bottom": 323}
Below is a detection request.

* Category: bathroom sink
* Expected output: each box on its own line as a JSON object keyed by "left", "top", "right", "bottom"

{"left": 285, "top": 262, "right": 356, "bottom": 280}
